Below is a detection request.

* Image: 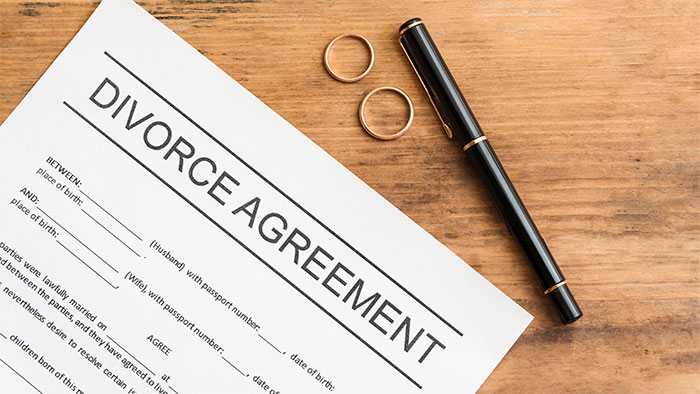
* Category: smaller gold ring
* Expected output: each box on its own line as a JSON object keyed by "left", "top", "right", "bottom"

{"left": 324, "top": 34, "right": 375, "bottom": 83}
{"left": 358, "top": 87, "right": 414, "bottom": 141}
{"left": 544, "top": 281, "right": 567, "bottom": 295}
{"left": 462, "top": 136, "right": 488, "bottom": 151}
{"left": 399, "top": 20, "right": 424, "bottom": 36}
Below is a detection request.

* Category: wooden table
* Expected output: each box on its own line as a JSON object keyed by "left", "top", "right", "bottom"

{"left": 1, "top": 1, "right": 698, "bottom": 392}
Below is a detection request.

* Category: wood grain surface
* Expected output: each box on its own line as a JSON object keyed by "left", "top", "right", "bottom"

{"left": 1, "top": 1, "right": 698, "bottom": 392}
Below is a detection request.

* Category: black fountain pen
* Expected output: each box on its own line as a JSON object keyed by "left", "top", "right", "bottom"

{"left": 399, "top": 18, "right": 582, "bottom": 324}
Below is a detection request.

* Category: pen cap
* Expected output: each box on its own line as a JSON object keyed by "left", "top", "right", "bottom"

{"left": 398, "top": 18, "right": 484, "bottom": 146}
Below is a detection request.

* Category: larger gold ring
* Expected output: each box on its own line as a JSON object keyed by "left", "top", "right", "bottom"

{"left": 324, "top": 34, "right": 375, "bottom": 83}
{"left": 358, "top": 87, "right": 414, "bottom": 141}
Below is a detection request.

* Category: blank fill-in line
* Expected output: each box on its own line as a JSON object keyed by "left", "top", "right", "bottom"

{"left": 0, "top": 357, "right": 44, "bottom": 394}
{"left": 104, "top": 50, "right": 463, "bottom": 338}
{"left": 221, "top": 356, "right": 248, "bottom": 377}
{"left": 257, "top": 334, "right": 283, "bottom": 354}
{"left": 82, "top": 209, "right": 141, "bottom": 257}
{"left": 167, "top": 385, "right": 180, "bottom": 394}
{"left": 56, "top": 240, "right": 119, "bottom": 290}
{"left": 79, "top": 189, "right": 143, "bottom": 241}
{"left": 36, "top": 206, "right": 118, "bottom": 274}
{"left": 106, "top": 334, "right": 155, "bottom": 376}
{"left": 0, "top": 332, "right": 7, "bottom": 340}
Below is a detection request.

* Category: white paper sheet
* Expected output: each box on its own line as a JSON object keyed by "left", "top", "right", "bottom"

{"left": 0, "top": 1, "right": 532, "bottom": 393}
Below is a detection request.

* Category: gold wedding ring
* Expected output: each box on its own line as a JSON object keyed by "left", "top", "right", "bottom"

{"left": 324, "top": 34, "right": 375, "bottom": 83}
{"left": 358, "top": 87, "right": 414, "bottom": 141}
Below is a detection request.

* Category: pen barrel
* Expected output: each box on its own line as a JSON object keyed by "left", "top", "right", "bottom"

{"left": 467, "top": 141, "right": 564, "bottom": 287}
{"left": 467, "top": 141, "right": 582, "bottom": 323}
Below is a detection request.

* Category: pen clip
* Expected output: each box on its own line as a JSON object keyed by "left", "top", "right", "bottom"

{"left": 399, "top": 39, "right": 453, "bottom": 139}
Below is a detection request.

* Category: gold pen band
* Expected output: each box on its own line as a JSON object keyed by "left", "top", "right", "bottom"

{"left": 543, "top": 281, "right": 567, "bottom": 295}
{"left": 462, "top": 136, "right": 488, "bottom": 151}
{"left": 399, "top": 20, "right": 424, "bottom": 36}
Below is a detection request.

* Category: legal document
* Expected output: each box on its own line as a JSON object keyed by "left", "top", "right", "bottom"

{"left": 0, "top": 1, "right": 532, "bottom": 392}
